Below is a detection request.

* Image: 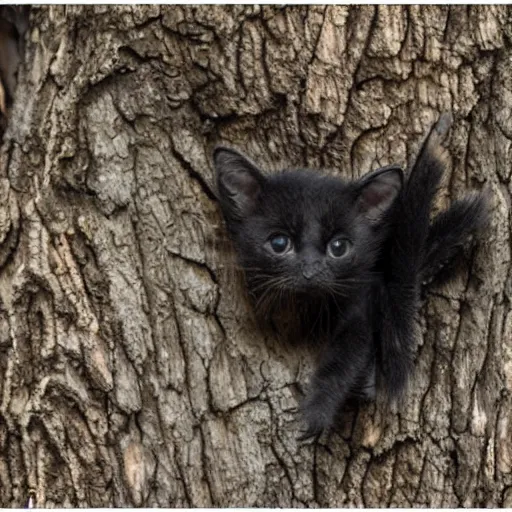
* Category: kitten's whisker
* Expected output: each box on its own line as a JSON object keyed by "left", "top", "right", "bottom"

{"left": 248, "top": 277, "right": 285, "bottom": 294}
{"left": 326, "top": 284, "right": 352, "bottom": 297}
{"left": 253, "top": 274, "right": 292, "bottom": 315}
{"left": 328, "top": 289, "right": 346, "bottom": 318}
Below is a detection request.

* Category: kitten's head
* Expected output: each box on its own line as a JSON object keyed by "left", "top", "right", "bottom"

{"left": 214, "top": 147, "right": 402, "bottom": 308}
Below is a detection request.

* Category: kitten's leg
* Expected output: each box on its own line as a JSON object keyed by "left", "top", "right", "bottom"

{"left": 380, "top": 113, "right": 452, "bottom": 398}
{"left": 421, "top": 192, "right": 489, "bottom": 286}
{"left": 299, "top": 319, "right": 373, "bottom": 440}
{"left": 378, "top": 282, "right": 416, "bottom": 398}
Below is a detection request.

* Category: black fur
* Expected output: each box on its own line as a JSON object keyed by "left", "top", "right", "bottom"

{"left": 214, "top": 114, "right": 489, "bottom": 439}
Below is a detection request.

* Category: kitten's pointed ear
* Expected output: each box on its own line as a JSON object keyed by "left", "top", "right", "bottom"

{"left": 356, "top": 165, "right": 403, "bottom": 223}
{"left": 214, "top": 146, "right": 266, "bottom": 219}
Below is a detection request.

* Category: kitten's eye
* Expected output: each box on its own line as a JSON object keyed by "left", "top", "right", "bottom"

{"left": 269, "top": 234, "right": 291, "bottom": 254}
{"left": 327, "top": 238, "right": 351, "bottom": 258}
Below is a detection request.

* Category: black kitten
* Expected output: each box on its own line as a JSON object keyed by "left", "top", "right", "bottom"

{"left": 214, "top": 114, "right": 489, "bottom": 439}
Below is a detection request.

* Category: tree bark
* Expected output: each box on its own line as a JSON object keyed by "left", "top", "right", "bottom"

{"left": 0, "top": 5, "right": 511, "bottom": 507}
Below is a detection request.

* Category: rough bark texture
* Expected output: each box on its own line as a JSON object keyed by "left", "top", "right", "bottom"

{"left": 0, "top": 5, "right": 511, "bottom": 507}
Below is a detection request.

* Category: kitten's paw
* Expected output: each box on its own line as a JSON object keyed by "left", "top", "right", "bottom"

{"left": 296, "top": 428, "right": 334, "bottom": 456}
{"left": 298, "top": 394, "right": 337, "bottom": 441}
{"left": 296, "top": 427, "right": 322, "bottom": 444}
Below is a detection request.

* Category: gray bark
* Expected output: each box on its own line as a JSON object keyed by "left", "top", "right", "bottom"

{"left": 0, "top": 5, "right": 511, "bottom": 507}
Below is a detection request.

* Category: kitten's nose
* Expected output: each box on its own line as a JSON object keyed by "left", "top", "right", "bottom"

{"left": 302, "top": 262, "right": 322, "bottom": 280}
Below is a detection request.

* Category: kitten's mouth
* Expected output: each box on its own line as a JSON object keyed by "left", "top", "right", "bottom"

{"left": 247, "top": 273, "right": 326, "bottom": 299}
{"left": 246, "top": 269, "right": 357, "bottom": 301}
{"left": 282, "top": 275, "right": 334, "bottom": 297}
{"left": 295, "top": 282, "right": 330, "bottom": 296}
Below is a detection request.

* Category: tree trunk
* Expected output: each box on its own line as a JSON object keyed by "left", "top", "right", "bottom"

{"left": 0, "top": 5, "right": 510, "bottom": 507}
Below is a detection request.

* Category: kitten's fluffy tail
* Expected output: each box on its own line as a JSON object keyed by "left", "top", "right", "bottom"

{"left": 379, "top": 114, "right": 452, "bottom": 399}
{"left": 380, "top": 113, "right": 489, "bottom": 400}
{"left": 421, "top": 191, "right": 489, "bottom": 286}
